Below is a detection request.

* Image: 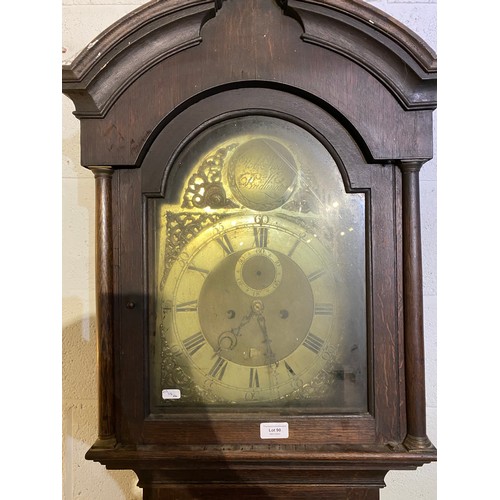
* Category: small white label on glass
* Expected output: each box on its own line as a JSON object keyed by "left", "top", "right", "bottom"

{"left": 162, "top": 389, "right": 181, "bottom": 400}
{"left": 260, "top": 422, "right": 289, "bottom": 439}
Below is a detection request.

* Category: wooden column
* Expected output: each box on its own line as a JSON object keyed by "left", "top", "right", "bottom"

{"left": 399, "top": 161, "right": 433, "bottom": 451}
{"left": 90, "top": 166, "right": 115, "bottom": 446}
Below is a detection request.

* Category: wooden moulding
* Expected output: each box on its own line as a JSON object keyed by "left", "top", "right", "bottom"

{"left": 85, "top": 443, "right": 436, "bottom": 498}
{"left": 62, "top": 0, "right": 436, "bottom": 119}
{"left": 63, "top": 0, "right": 436, "bottom": 168}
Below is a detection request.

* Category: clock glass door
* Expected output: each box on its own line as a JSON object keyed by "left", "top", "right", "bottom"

{"left": 149, "top": 115, "right": 367, "bottom": 413}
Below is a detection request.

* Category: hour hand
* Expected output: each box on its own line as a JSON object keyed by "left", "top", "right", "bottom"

{"left": 254, "top": 305, "right": 275, "bottom": 363}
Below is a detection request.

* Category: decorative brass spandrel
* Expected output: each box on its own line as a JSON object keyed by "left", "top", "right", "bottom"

{"left": 150, "top": 116, "right": 367, "bottom": 411}
{"left": 181, "top": 143, "right": 239, "bottom": 210}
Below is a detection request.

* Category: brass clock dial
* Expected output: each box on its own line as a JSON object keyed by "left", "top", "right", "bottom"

{"left": 152, "top": 115, "right": 367, "bottom": 411}
{"left": 161, "top": 214, "right": 337, "bottom": 403}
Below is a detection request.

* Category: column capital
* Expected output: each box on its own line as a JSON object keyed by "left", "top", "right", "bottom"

{"left": 88, "top": 165, "right": 114, "bottom": 178}
{"left": 398, "top": 159, "right": 426, "bottom": 174}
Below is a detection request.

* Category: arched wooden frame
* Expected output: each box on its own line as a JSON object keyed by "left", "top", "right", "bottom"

{"left": 63, "top": 0, "right": 436, "bottom": 497}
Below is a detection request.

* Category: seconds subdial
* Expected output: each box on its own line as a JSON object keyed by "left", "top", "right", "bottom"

{"left": 234, "top": 248, "right": 282, "bottom": 297}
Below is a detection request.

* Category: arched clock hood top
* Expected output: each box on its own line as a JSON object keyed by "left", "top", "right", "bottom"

{"left": 62, "top": 0, "right": 437, "bottom": 165}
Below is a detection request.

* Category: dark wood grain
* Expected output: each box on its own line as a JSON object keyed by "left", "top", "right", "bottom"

{"left": 63, "top": 0, "right": 436, "bottom": 117}
{"left": 286, "top": 0, "right": 436, "bottom": 110}
{"left": 141, "top": 484, "right": 382, "bottom": 499}
{"left": 112, "top": 168, "right": 145, "bottom": 444}
{"left": 63, "top": 0, "right": 435, "bottom": 166}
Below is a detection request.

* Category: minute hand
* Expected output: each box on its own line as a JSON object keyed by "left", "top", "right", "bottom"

{"left": 256, "top": 312, "right": 275, "bottom": 363}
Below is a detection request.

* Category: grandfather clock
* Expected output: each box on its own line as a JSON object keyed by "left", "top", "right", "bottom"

{"left": 62, "top": 0, "right": 437, "bottom": 498}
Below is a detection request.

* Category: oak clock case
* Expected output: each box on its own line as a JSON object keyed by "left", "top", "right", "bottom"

{"left": 150, "top": 115, "right": 367, "bottom": 412}
{"left": 63, "top": 0, "right": 437, "bottom": 496}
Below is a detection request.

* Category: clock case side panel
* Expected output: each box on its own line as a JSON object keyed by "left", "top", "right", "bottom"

{"left": 111, "top": 167, "right": 147, "bottom": 444}
{"left": 105, "top": 87, "right": 407, "bottom": 448}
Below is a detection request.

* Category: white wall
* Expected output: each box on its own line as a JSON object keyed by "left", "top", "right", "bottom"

{"left": 62, "top": 1, "right": 437, "bottom": 498}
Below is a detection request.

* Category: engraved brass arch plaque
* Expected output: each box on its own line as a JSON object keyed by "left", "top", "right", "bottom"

{"left": 227, "top": 137, "right": 298, "bottom": 211}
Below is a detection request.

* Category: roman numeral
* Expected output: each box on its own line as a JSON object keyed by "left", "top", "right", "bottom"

{"left": 216, "top": 234, "right": 234, "bottom": 255}
{"left": 209, "top": 357, "right": 228, "bottom": 380}
{"left": 249, "top": 368, "right": 260, "bottom": 388}
{"left": 284, "top": 361, "right": 296, "bottom": 377}
{"left": 303, "top": 332, "right": 324, "bottom": 354}
{"left": 308, "top": 269, "right": 326, "bottom": 282}
{"left": 287, "top": 239, "right": 300, "bottom": 258}
{"left": 175, "top": 300, "right": 198, "bottom": 312}
{"left": 253, "top": 227, "right": 268, "bottom": 248}
{"left": 183, "top": 332, "right": 206, "bottom": 356}
{"left": 314, "top": 303, "right": 334, "bottom": 315}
